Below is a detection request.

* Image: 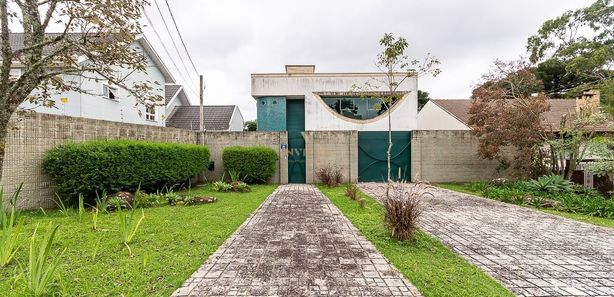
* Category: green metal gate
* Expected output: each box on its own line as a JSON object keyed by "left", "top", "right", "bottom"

{"left": 287, "top": 100, "right": 306, "bottom": 183}
{"left": 358, "top": 131, "right": 411, "bottom": 182}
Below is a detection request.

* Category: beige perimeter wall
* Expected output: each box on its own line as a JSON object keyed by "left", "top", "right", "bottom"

{"left": 411, "top": 130, "right": 509, "bottom": 183}
{"left": 305, "top": 131, "right": 358, "bottom": 184}
{"left": 2, "top": 112, "right": 197, "bottom": 210}
{"left": 200, "top": 131, "right": 288, "bottom": 183}
{"left": 0, "top": 113, "right": 291, "bottom": 210}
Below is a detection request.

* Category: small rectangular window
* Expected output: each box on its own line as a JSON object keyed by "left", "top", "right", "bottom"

{"left": 145, "top": 105, "right": 156, "bottom": 121}
{"left": 102, "top": 83, "right": 119, "bottom": 100}
{"left": 9, "top": 69, "right": 21, "bottom": 81}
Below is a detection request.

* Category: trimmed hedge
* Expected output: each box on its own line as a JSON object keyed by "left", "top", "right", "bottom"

{"left": 42, "top": 140, "right": 210, "bottom": 204}
{"left": 222, "top": 146, "right": 277, "bottom": 184}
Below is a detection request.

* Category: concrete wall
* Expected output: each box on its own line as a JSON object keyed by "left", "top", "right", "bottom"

{"left": 305, "top": 131, "right": 358, "bottom": 183}
{"left": 201, "top": 131, "right": 288, "bottom": 183}
{"left": 2, "top": 112, "right": 196, "bottom": 210}
{"left": 417, "top": 101, "right": 470, "bottom": 130}
{"left": 411, "top": 130, "right": 509, "bottom": 183}
{"left": 252, "top": 73, "right": 418, "bottom": 131}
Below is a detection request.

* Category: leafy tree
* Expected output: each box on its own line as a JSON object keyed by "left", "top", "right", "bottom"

{"left": 470, "top": 59, "right": 610, "bottom": 180}
{"left": 535, "top": 58, "right": 587, "bottom": 97}
{"left": 354, "top": 33, "right": 440, "bottom": 185}
{"left": 528, "top": 0, "right": 614, "bottom": 111}
{"left": 469, "top": 59, "right": 550, "bottom": 179}
{"left": 547, "top": 110, "right": 608, "bottom": 179}
{"left": 586, "top": 136, "right": 614, "bottom": 178}
{"left": 0, "top": 0, "right": 158, "bottom": 182}
{"left": 417, "top": 90, "right": 430, "bottom": 111}
{"left": 244, "top": 120, "right": 257, "bottom": 131}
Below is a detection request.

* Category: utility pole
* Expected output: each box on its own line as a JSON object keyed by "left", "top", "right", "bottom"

{"left": 199, "top": 74, "right": 206, "bottom": 146}
{"left": 199, "top": 74, "right": 205, "bottom": 132}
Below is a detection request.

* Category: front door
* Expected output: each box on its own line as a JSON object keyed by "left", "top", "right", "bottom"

{"left": 286, "top": 100, "right": 306, "bottom": 183}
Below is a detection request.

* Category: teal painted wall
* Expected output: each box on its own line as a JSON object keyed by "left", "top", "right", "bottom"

{"left": 257, "top": 97, "right": 286, "bottom": 131}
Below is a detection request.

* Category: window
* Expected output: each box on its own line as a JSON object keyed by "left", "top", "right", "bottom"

{"left": 322, "top": 96, "right": 397, "bottom": 120}
{"left": 102, "top": 83, "right": 119, "bottom": 100}
{"left": 9, "top": 69, "right": 21, "bottom": 81}
{"left": 145, "top": 105, "right": 156, "bottom": 121}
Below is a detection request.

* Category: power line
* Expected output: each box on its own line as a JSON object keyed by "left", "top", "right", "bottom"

{"left": 152, "top": 0, "right": 194, "bottom": 82}
{"left": 163, "top": 0, "right": 200, "bottom": 77}
{"left": 142, "top": 7, "right": 200, "bottom": 100}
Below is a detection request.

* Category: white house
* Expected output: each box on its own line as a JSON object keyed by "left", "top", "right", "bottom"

{"left": 251, "top": 65, "right": 418, "bottom": 183}
{"left": 11, "top": 33, "right": 174, "bottom": 126}
{"left": 252, "top": 65, "right": 418, "bottom": 132}
{"left": 417, "top": 99, "right": 472, "bottom": 130}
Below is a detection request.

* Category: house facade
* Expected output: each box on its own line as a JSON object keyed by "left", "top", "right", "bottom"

{"left": 252, "top": 65, "right": 418, "bottom": 183}
{"left": 12, "top": 34, "right": 174, "bottom": 126}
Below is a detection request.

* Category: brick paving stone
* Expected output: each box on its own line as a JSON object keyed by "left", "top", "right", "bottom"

{"left": 359, "top": 183, "right": 614, "bottom": 297}
{"left": 172, "top": 184, "right": 421, "bottom": 297}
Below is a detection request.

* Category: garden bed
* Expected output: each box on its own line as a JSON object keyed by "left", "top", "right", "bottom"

{"left": 437, "top": 182, "right": 614, "bottom": 228}
{"left": 0, "top": 184, "right": 277, "bottom": 296}
{"left": 318, "top": 185, "right": 513, "bottom": 297}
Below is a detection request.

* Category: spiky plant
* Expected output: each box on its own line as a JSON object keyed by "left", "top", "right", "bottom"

{"left": 25, "top": 223, "right": 65, "bottom": 296}
{"left": 382, "top": 181, "right": 430, "bottom": 241}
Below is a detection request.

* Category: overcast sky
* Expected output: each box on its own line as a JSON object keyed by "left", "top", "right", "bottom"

{"left": 142, "top": 0, "right": 591, "bottom": 121}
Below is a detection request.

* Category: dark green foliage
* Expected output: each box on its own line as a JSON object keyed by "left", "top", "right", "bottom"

{"left": 417, "top": 90, "right": 430, "bottom": 111}
{"left": 525, "top": 174, "right": 574, "bottom": 192}
{"left": 222, "top": 146, "right": 277, "bottom": 184}
{"left": 244, "top": 120, "right": 257, "bottom": 131}
{"left": 462, "top": 179, "right": 614, "bottom": 219}
{"left": 42, "top": 140, "right": 210, "bottom": 205}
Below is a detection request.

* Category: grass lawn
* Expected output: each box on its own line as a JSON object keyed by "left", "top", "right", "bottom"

{"left": 437, "top": 183, "right": 614, "bottom": 228}
{"left": 0, "top": 184, "right": 277, "bottom": 296}
{"left": 318, "top": 185, "right": 513, "bottom": 297}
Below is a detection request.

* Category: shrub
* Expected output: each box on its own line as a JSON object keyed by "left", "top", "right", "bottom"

{"left": 316, "top": 165, "right": 344, "bottom": 187}
{"left": 211, "top": 181, "right": 232, "bottom": 192}
{"left": 222, "top": 146, "right": 277, "bottom": 184}
{"left": 345, "top": 183, "right": 359, "bottom": 200}
{"left": 383, "top": 182, "right": 429, "bottom": 241}
{"left": 42, "top": 140, "right": 210, "bottom": 205}
{"left": 230, "top": 181, "right": 251, "bottom": 193}
{"left": 525, "top": 174, "right": 574, "bottom": 192}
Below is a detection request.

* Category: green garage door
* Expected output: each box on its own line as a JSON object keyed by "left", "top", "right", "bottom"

{"left": 287, "top": 100, "right": 306, "bottom": 183}
{"left": 358, "top": 131, "right": 411, "bottom": 182}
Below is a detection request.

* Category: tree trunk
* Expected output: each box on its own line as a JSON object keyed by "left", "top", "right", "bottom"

{"left": 385, "top": 102, "right": 393, "bottom": 199}
{"left": 0, "top": 107, "right": 10, "bottom": 207}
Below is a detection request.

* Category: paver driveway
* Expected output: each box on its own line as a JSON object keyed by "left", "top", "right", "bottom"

{"left": 360, "top": 183, "right": 614, "bottom": 297}
{"left": 173, "top": 184, "right": 421, "bottom": 297}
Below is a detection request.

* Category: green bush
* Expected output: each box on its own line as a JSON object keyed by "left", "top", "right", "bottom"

{"left": 525, "top": 174, "right": 574, "bottom": 192}
{"left": 468, "top": 178, "right": 614, "bottom": 219}
{"left": 222, "top": 146, "right": 277, "bottom": 184}
{"left": 42, "top": 140, "right": 210, "bottom": 205}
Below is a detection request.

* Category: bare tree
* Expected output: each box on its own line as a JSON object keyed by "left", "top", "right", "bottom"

{"left": 0, "top": 0, "right": 161, "bottom": 182}
{"left": 354, "top": 33, "right": 440, "bottom": 187}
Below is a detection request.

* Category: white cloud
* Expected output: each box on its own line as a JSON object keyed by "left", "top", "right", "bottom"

{"left": 143, "top": 0, "right": 592, "bottom": 120}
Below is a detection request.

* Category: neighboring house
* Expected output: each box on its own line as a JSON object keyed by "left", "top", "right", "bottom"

{"left": 252, "top": 65, "right": 418, "bottom": 183}
{"left": 417, "top": 99, "right": 472, "bottom": 130}
{"left": 418, "top": 90, "right": 609, "bottom": 131}
{"left": 166, "top": 104, "right": 244, "bottom": 131}
{"left": 417, "top": 91, "right": 613, "bottom": 192}
{"left": 164, "top": 83, "right": 244, "bottom": 131}
{"left": 9, "top": 33, "right": 174, "bottom": 126}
